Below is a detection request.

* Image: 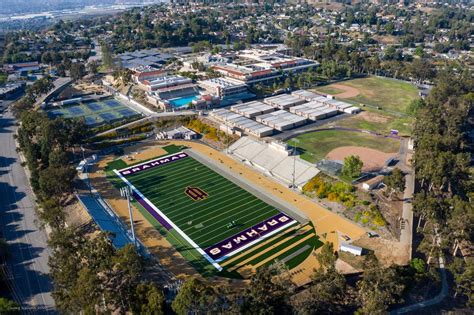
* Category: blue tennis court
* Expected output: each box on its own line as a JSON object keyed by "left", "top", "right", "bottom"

{"left": 118, "top": 109, "right": 138, "bottom": 117}
{"left": 99, "top": 112, "right": 118, "bottom": 121}
{"left": 104, "top": 99, "right": 122, "bottom": 108}
{"left": 85, "top": 102, "right": 104, "bottom": 111}
{"left": 46, "top": 97, "right": 140, "bottom": 127}
{"left": 68, "top": 107, "right": 85, "bottom": 115}
{"left": 84, "top": 116, "right": 98, "bottom": 125}
{"left": 49, "top": 110, "right": 64, "bottom": 117}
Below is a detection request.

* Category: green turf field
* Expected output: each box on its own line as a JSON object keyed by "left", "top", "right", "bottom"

{"left": 122, "top": 154, "right": 285, "bottom": 248}
{"left": 292, "top": 130, "right": 400, "bottom": 163}
{"left": 106, "top": 146, "right": 323, "bottom": 277}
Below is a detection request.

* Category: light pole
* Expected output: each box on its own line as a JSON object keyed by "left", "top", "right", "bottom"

{"left": 291, "top": 138, "right": 300, "bottom": 190}
{"left": 121, "top": 186, "right": 137, "bottom": 246}
{"left": 81, "top": 145, "right": 92, "bottom": 195}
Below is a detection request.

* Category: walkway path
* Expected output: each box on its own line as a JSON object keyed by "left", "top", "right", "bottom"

{"left": 391, "top": 255, "right": 447, "bottom": 314}
{"left": 397, "top": 138, "right": 414, "bottom": 259}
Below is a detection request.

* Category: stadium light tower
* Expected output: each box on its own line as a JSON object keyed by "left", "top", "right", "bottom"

{"left": 121, "top": 186, "right": 137, "bottom": 246}
{"left": 291, "top": 138, "right": 300, "bottom": 190}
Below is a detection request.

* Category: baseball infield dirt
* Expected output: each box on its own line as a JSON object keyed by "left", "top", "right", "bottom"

{"left": 326, "top": 146, "right": 396, "bottom": 172}
{"left": 328, "top": 84, "right": 360, "bottom": 98}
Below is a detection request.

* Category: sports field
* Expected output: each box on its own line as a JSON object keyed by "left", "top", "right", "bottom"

{"left": 315, "top": 76, "right": 419, "bottom": 115}
{"left": 292, "top": 129, "right": 400, "bottom": 162}
{"left": 112, "top": 150, "right": 299, "bottom": 270}
{"left": 47, "top": 98, "right": 140, "bottom": 126}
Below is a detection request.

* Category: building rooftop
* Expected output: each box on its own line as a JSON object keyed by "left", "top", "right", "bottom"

{"left": 263, "top": 94, "right": 307, "bottom": 109}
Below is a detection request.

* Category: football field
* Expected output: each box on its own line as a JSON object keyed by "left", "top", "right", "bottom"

{"left": 113, "top": 150, "right": 297, "bottom": 270}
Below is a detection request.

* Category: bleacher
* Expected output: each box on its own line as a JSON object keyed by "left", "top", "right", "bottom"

{"left": 76, "top": 194, "right": 132, "bottom": 249}
{"left": 229, "top": 137, "right": 320, "bottom": 189}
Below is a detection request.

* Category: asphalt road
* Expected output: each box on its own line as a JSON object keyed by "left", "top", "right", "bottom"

{"left": 0, "top": 109, "right": 56, "bottom": 313}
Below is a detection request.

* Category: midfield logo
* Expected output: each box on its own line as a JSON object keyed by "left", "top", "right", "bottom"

{"left": 185, "top": 186, "right": 208, "bottom": 201}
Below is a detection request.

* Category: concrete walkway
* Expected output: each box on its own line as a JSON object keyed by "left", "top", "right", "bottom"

{"left": 398, "top": 138, "right": 414, "bottom": 260}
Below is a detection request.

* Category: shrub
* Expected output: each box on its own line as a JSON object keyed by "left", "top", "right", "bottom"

{"left": 410, "top": 258, "right": 426, "bottom": 274}
{"left": 354, "top": 212, "right": 362, "bottom": 223}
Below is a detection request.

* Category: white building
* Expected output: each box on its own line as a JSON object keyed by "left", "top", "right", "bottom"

{"left": 230, "top": 101, "right": 275, "bottom": 118}
{"left": 340, "top": 243, "right": 363, "bottom": 256}
{"left": 255, "top": 110, "right": 307, "bottom": 131}
{"left": 210, "top": 109, "right": 274, "bottom": 138}
{"left": 156, "top": 126, "right": 197, "bottom": 140}
{"left": 263, "top": 94, "right": 306, "bottom": 110}
{"left": 198, "top": 77, "right": 248, "bottom": 99}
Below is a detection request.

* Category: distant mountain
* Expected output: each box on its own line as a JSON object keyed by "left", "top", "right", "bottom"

{"left": 0, "top": 0, "right": 164, "bottom": 16}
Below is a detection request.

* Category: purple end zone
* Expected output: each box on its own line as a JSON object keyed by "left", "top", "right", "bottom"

{"left": 204, "top": 212, "right": 295, "bottom": 261}
{"left": 132, "top": 191, "right": 173, "bottom": 230}
{"left": 119, "top": 152, "right": 189, "bottom": 177}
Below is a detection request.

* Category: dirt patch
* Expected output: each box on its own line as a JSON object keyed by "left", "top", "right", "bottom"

{"left": 122, "top": 147, "right": 167, "bottom": 165}
{"left": 326, "top": 146, "right": 397, "bottom": 172}
{"left": 357, "top": 111, "right": 390, "bottom": 124}
{"left": 329, "top": 84, "right": 360, "bottom": 98}
{"left": 353, "top": 235, "right": 409, "bottom": 266}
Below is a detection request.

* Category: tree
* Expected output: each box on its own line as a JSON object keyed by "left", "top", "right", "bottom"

{"left": 0, "top": 298, "right": 20, "bottom": 314}
{"left": 171, "top": 278, "right": 217, "bottom": 315}
{"left": 409, "top": 258, "right": 426, "bottom": 274}
{"left": 385, "top": 168, "right": 406, "bottom": 199}
{"left": 294, "top": 267, "right": 347, "bottom": 314}
{"left": 342, "top": 155, "right": 363, "bottom": 179}
{"left": 315, "top": 242, "right": 336, "bottom": 271}
{"left": 38, "top": 166, "right": 76, "bottom": 198}
{"left": 357, "top": 255, "right": 405, "bottom": 314}
{"left": 406, "top": 98, "right": 425, "bottom": 115}
{"left": 384, "top": 21, "right": 395, "bottom": 35}
{"left": 132, "top": 282, "right": 165, "bottom": 315}
{"left": 70, "top": 62, "right": 86, "bottom": 80}
{"left": 49, "top": 229, "right": 144, "bottom": 313}
{"left": 414, "top": 46, "right": 424, "bottom": 58}
{"left": 241, "top": 266, "right": 294, "bottom": 315}
{"left": 101, "top": 41, "right": 114, "bottom": 69}
{"left": 87, "top": 61, "right": 99, "bottom": 75}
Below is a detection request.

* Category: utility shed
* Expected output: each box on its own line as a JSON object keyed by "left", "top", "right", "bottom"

{"left": 291, "top": 89, "right": 321, "bottom": 101}
{"left": 340, "top": 243, "right": 363, "bottom": 256}
{"left": 263, "top": 94, "right": 306, "bottom": 109}
{"left": 256, "top": 110, "right": 307, "bottom": 131}
{"left": 362, "top": 175, "right": 384, "bottom": 191}
{"left": 230, "top": 101, "right": 275, "bottom": 118}
{"left": 210, "top": 109, "right": 273, "bottom": 138}
{"left": 344, "top": 106, "right": 361, "bottom": 114}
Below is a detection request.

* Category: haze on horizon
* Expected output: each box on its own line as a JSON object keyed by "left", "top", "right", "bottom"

{"left": 0, "top": 0, "right": 165, "bottom": 16}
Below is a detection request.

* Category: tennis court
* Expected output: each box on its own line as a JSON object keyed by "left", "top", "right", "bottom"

{"left": 113, "top": 150, "right": 298, "bottom": 270}
{"left": 46, "top": 97, "right": 141, "bottom": 127}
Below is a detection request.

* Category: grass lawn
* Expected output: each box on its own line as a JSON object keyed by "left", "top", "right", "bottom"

{"left": 293, "top": 130, "right": 400, "bottom": 163}
{"left": 334, "top": 112, "right": 414, "bottom": 136}
{"left": 316, "top": 76, "right": 419, "bottom": 115}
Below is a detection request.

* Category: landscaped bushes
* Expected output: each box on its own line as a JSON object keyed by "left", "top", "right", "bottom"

{"left": 303, "top": 175, "right": 356, "bottom": 207}
{"left": 186, "top": 118, "right": 232, "bottom": 143}
{"left": 304, "top": 175, "right": 387, "bottom": 228}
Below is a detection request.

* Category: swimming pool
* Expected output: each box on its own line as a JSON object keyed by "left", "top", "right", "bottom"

{"left": 168, "top": 95, "right": 198, "bottom": 108}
